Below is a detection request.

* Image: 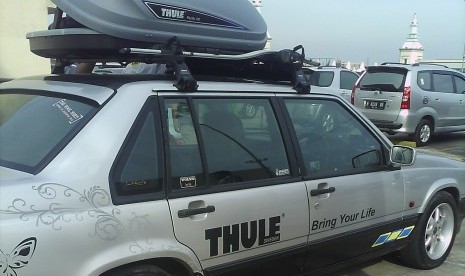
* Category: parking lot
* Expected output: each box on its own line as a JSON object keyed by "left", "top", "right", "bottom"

{"left": 337, "top": 132, "right": 465, "bottom": 276}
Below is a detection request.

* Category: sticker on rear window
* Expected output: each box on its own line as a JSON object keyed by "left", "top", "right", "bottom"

{"left": 53, "top": 99, "right": 83, "bottom": 124}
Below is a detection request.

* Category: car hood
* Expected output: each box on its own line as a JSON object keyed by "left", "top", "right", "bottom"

{"left": 412, "top": 151, "right": 465, "bottom": 169}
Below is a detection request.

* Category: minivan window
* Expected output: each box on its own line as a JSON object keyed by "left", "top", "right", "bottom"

{"left": 340, "top": 71, "right": 359, "bottom": 90}
{"left": 454, "top": 75, "right": 465, "bottom": 94}
{"left": 417, "top": 71, "right": 432, "bottom": 90}
{"left": 359, "top": 68, "right": 406, "bottom": 92}
{"left": 0, "top": 93, "right": 96, "bottom": 173}
{"left": 307, "top": 71, "right": 334, "bottom": 87}
{"left": 432, "top": 73, "right": 454, "bottom": 93}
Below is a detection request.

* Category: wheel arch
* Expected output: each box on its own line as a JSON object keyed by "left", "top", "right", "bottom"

{"left": 100, "top": 257, "right": 199, "bottom": 276}
{"left": 79, "top": 240, "right": 203, "bottom": 276}
{"left": 419, "top": 183, "right": 460, "bottom": 215}
{"left": 421, "top": 115, "right": 435, "bottom": 132}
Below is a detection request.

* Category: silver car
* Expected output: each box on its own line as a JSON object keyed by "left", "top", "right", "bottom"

{"left": 1, "top": 64, "right": 464, "bottom": 276}
{"left": 351, "top": 63, "right": 465, "bottom": 146}
{"left": 303, "top": 66, "right": 360, "bottom": 102}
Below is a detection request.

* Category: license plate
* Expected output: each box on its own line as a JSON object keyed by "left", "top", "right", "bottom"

{"left": 364, "top": 100, "right": 386, "bottom": 110}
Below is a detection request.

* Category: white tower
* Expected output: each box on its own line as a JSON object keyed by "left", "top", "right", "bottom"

{"left": 251, "top": 0, "right": 272, "bottom": 50}
{"left": 399, "top": 14, "right": 424, "bottom": 64}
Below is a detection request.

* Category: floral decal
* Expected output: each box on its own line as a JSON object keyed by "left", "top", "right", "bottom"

{"left": 0, "top": 183, "right": 155, "bottom": 253}
{"left": 0, "top": 237, "right": 37, "bottom": 276}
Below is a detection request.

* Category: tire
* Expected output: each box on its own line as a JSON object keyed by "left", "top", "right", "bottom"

{"left": 413, "top": 119, "right": 433, "bottom": 147}
{"left": 400, "top": 191, "right": 458, "bottom": 269}
{"left": 107, "top": 265, "right": 171, "bottom": 276}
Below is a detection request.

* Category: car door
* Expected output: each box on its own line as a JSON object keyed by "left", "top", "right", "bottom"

{"left": 428, "top": 71, "right": 458, "bottom": 127}
{"left": 163, "top": 95, "right": 309, "bottom": 274}
{"left": 453, "top": 74, "right": 465, "bottom": 126}
{"left": 281, "top": 96, "right": 410, "bottom": 271}
{"left": 339, "top": 70, "right": 359, "bottom": 102}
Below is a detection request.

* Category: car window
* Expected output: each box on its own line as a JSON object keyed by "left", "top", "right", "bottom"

{"left": 193, "top": 98, "right": 290, "bottom": 186}
{"left": 112, "top": 106, "right": 162, "bottom": 198}
{"left": 284, "top": 99, "right": 383, "bottom": 177}
{"left": 417, "top": 71, "right": 432, "bottom": 90}
{"left": 307, "top": 71, "right": 334, "bottom": 87}
{"left": 340, "top": 71, "right": 359, "bottom": 90}
{"left": 359, "top": 68, "right": 406, "bottom": 92}
{"left": 165, "top": 99, "right": 205, "bottom": 190}
{"left": 454, "top": 75, "right": 465, "bottom": 94}
{"left": 432, "top": 73, "right": 454, "bottom": 93}
{"left": 0, "top": 93, "right": 96, "bottom": 173}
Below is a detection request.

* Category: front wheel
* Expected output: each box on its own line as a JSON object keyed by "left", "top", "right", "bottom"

{"left": 400, "top": 192, "right": 458, "bottom": 269}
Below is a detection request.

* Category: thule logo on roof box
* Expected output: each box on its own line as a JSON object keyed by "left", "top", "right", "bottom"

{"left": 161, "top": 8, "right": 185, "bottom": 19}
{"left": 145, "top": 2, "right": 245, "bottom": 30}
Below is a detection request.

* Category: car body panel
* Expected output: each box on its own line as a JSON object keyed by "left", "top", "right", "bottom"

{"left": 1, "top": 75, "right": 464, "bottom": 276}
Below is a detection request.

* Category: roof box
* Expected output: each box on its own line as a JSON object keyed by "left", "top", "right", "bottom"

{"left": 28, "top": 0, "right": 268, "bottom": 59}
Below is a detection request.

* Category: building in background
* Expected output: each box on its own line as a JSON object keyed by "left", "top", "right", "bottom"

{"left": 399, "top": 14, "right": 424, "bottom": 64}
{"left": 0, "top": 0, "right": 53, "bottom": 78}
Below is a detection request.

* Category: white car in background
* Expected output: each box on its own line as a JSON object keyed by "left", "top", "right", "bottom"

{"left": 303, "top": 66, "right": 360, "bottom": 102}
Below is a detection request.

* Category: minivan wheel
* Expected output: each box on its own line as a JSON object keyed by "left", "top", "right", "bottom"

{"left": 399, "top": 192, "right": 457, "bottom": 269}
{"left": 413, "top": 119, "right": 432, "bottom": 147}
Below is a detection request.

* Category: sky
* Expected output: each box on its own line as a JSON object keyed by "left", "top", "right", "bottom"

{"left": 259, "top": 0, "right": 465, "bottom": 65}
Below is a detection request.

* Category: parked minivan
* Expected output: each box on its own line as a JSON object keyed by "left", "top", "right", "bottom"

{"left": 351, "top": 63, "right": 465, "bottom": 146}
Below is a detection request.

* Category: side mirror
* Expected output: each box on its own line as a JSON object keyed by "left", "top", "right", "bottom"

{"left": 390, "top": 145, "right": 415, "bottom": 165}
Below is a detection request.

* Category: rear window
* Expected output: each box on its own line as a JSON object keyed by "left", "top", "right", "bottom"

{"left": 359, "top": 67, "right": 407, "bottom": 92}
{"left": 0, "top": 92, "right": 97, "bottom": 173}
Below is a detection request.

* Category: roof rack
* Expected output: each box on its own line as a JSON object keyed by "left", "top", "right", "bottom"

{"left": 412, "top": 62, "right": 449, "bottom": 68}
{"left": 128, "top": 43, "right": 312, "bottom": 93}
{"left": 49, "top": 40, "right": 312, "bottom": 93}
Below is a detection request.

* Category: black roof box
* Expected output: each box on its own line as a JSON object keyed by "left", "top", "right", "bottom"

{"left": 27, "top": 0, "right": 268, "bottom": 59}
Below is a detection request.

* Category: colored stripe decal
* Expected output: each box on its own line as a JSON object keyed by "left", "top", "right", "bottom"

{"left": 372, "top": 226, "right": 415, "bottom": 247}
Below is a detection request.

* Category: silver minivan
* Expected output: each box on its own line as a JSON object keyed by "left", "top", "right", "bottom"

{"left": 351, "top": 63, "right": 465, "bottom": 146}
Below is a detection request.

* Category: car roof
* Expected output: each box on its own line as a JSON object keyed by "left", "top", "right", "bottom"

{"left": 368, "top": 62, "right": 452, "bottom": 71}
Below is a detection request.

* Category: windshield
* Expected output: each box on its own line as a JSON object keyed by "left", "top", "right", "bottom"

{"left": 359, "top": 68, "right": 407, "bottom": 92}
{"left": 0, "top": 92, "right": 97, "bottom": 174}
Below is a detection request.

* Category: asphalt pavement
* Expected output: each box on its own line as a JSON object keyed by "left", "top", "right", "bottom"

{"left": 389, "top": 131, "right": 465, "bottom": 161}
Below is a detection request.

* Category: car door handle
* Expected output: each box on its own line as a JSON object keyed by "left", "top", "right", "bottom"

{"left": 178, "top": 205, "right": 216, "bottom": 218}
{"left": 310, "top": 187, "right": 336, "bottom": 196}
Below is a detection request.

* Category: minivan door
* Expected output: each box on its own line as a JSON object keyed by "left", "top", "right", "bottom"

{"left": 454, "top": 74, "right": 465, "bottom": 125}
{"left": 163, "top": 96, "right": 309, "bottom": 274}
{"left": 354, "top": 67, "right": 408, "bottom": 122}
{"left": 282, "top": 97, "right": 409, "bottom": 270}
